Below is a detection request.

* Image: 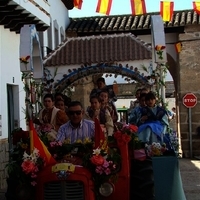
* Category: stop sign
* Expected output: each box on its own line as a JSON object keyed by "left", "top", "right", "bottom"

{"left": 183, "top": 93, "right": 197, "bottom": 108}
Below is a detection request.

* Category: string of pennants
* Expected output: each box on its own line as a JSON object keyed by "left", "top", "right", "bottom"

{"left": 74, "top": 0, "right": 200, "bottom": 22}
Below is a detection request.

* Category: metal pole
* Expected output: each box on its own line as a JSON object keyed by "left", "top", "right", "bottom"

{"left": 188, "top": 108, "right": 192, "bottom": 158}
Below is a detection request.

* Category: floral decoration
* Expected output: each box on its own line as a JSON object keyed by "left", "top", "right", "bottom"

{"left": 7, "top": 128, "right": 45, "bottom": 189}
{"left": 113, "top": 123, "right": 143, "bottom": 150}
{"left": 21, "top": 148, "right": 45, "bottom": 186}
{"left": 145, "top": 142, "right": 168, "bottom": 157}
{"left": 20, "top": 55, "right": 30, "bottom": 64}
{"left": 155, "top": 45, "right": 166, "bottom": 60}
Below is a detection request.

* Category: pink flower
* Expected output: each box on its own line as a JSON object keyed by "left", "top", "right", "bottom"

{"left": 95, "top": 166, "right": 103, "bottom": 174}
{"left": 21, "top": 160, "right": 37, "bottom": 174}
{"left": 31, "top": 181, "right": 37, "bottom": 186}
{"left": 104, "top": 168, "right": 111, "bottom": 175}
{"left": 103, "top": 160, "right": 109, "bottom": 168}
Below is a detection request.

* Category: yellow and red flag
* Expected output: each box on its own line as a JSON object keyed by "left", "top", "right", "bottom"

{"left": 193, "top": 1, "right": 200, "bottom": 14}
{"left": 29, "top": 120, "right": 56, "bottom": 166}
{"left": 160, "top": 1, "right": 174, "bottom": 22}
{"left": 74, "top": 0, "right": 83, "bottom": 9}
{"left": 96, "top": 0, "right": 112, "bottom": 15}
{"left": 130, "top": 0, "right": 146, "bottom": 15}
{"left": 175, "top": 42, "right": 182, "bottom": 53}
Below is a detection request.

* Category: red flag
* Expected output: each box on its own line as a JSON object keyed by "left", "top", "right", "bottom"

{"left": 29, "top": 120, "right": 56, "bottom": 166}
{"left": 160, "top": 1, "right": 174, "bottom": 22}
{"left": 193, "top": 1, "right": 200, "bottom": 14}
{"left": 96, "top": 0, "right": 112, "bottom": 15}
{"left": 74, "top": 0, "right": 83, "bottom": 9}
{"left": 130, "top": 0, "right": 146, "bottom": 15}
{"left": 94, "top": 118, "right": 105, "bottom": 148}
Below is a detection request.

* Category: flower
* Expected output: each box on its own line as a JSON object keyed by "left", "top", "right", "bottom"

{"left": 7, "top": 128, "right": 45, "bottom": 189}
{"left": 145, "top": 142, "right": 168, "bottom": 157}
{"left": 20, "top": 55, "right": 30, "bottom": 64}
{"left": 113, "top": 123, "right": 143, "bottom": 149}
{"left": 155, "top": 45, "right": 166, "bottom": 60}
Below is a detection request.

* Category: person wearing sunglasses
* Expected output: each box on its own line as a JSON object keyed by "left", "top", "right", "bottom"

{"left": 56, "top": 101, "right": 95, "bottom": 143}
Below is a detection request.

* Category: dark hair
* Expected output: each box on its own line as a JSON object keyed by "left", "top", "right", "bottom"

{"left": 97, "top": 77, "right": 105, "bottom": 84}
{"left": 43, "top": 93, "right": 54, "bottom": 101}
{"left": 55, "top": 99, "right": 65, "bottom": 105}
{"left": 54, "top": 93, "right": 64, "bottom": 100}
{"left": 139, "top": 92, "right": 147, "bottom": 100}
{"left": 145, "top": 92, "right": 156, "bottom": 101}
{"left": 68, "top": 101, "right": 83, "bottom": 109}
{"left": 90, "top": 95, "right": 101, "bottom": 103}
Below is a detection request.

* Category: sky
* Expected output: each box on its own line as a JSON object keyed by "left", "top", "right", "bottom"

{"left": 68, "top": 0, "right": 193, "bottom": 83}
{"left": 69, "top": 0, "right": 193, "bottom": 18}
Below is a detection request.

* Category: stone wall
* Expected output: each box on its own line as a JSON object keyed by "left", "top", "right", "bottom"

{"left": 179, "top": 25, "right": 200, "bottom": 157}
{"left": 0, "top": 139, "right": 9, "bottom": 190}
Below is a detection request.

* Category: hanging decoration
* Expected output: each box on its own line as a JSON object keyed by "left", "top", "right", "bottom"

{"left": 193, "top": 1, "right": 200, "bottom": 14}
{"left": 96, "top": 0, "right": 112, "bottom": 15}
{"left": 160, "top": 1, "right": 174, "bottom": 22}
{"left": 175, "top": 42, "right": 182, "bottom": 53}
{"left": 130, "top": 0, "right": 146, "bottom": 15}
{"left": 74, "top": 0, "right": 83, "bottom": 9}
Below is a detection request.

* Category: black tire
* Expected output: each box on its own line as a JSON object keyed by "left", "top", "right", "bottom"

{"left": 130, "top": 157, "right": 155, "bottom": 200}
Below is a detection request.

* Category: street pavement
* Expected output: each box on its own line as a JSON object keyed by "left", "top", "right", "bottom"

{"left": 179, "top": 158, "right": 200, "bottom": 200}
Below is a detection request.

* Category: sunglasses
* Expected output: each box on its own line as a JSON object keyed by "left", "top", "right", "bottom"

{"left": 68, "top": 110, "right": 82, "bottom": 116}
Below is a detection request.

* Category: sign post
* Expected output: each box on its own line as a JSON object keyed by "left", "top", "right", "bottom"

{"left": 182, "top": 93, "right": 197, "bottom": 158}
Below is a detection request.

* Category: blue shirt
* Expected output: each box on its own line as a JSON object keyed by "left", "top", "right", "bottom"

{"left": 56, "top": 119, "right": 95, "bottom": 143}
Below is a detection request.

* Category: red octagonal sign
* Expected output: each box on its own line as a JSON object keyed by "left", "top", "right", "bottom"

{"left": 183, "top": 93, "right": 197, "bottom": 108}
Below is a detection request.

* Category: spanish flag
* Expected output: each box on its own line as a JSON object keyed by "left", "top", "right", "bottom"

{"left": 130, "top": 0, "right": 146, "bottom": 15}
{"left": 74, "top": 0, "right": 83, "bottom": 9}
{"left": 175, "top": 42, "right": 182, "bottom": 53}
{"left": 96, "top": 0, "right": 112, "bottom": 15}
{"left": 29, "top": 120, "right": 56, "bottom": 166}
{"left": 160, "top": 1, "right": 174, "bottom": 22}
{"left": 193, "top": 1, "right": 200, "bottom": 15}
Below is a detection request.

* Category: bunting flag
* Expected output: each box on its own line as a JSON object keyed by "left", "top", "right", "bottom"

{"left": 130, "top": 0, "right": 146, "bottom": 15}
{"left": 175, "top": 42, "right": 182, "bottom": 53}
{"left": 74, "top": 0, "right": 83, "bottom": 9}
{"left": 96, "top": 0, "right": 112, "bottom": 15}
{"left": 94, "top": 118, "right": 105, "bottom": 149}
{"left": 193, "top": 1, "right": 200, "bottom": 14}
{"left": 29, "top": 120, "right": 56, "bottom": 166}
{"left": 160, "top": 1, "right": 174, "bottom": 22}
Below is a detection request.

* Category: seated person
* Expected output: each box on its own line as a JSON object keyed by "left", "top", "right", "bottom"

{"left": 129, "top": 93, "right": 147, "bottom": 126}
{"left": 55, "top": 98, "right": 68, "bottom": 115}
{"left": 137, "top": 92, "right": 169, "bottom": 144}
{"left": 85, "top": 95, "right": 114, "bottom": 136}
{"left": 57, "top": 101, "right": 95, "bottom": 143}
{"left": 34, "top": 93, "right": 68, "bottom": 140}
{"left": 99, "top": 89, "right": 118, "bottom": 123}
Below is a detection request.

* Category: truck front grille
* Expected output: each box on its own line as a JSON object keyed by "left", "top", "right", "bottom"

{"left": 44, "top": 181, "right": 84, "bottom": 200}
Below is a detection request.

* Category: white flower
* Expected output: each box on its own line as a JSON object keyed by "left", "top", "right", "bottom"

{"left": 93, "top": 148, "right": 101, "bottom": 155}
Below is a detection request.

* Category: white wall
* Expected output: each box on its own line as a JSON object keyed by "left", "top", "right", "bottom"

{"left": 0, "top": 26, "right": 26, "bottom": 139}
{"left": 42, "top": 0, "right": 71, "bottom": 56}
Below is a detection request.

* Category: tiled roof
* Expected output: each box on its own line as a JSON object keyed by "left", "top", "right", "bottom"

{"left": 66, "top": 9, "right": 199, "bottom": 36}
{"left": 44, "top": 33, "right": 152, "bottom": 66}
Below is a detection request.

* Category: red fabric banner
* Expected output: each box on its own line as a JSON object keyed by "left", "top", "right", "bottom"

{"left": 193, "top": 1, "right": 200, "bottom": 14}
{"left": 74, "top": 0, "right": 83, "bottom": 9}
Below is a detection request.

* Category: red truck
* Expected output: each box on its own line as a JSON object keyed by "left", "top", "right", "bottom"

{"left": 36, "top": 143, "right": 130, "bottom": 200}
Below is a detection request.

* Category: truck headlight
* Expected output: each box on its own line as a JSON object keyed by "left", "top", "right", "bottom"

{"left": 99, "top": 182, "right": 114, "bottom": 197}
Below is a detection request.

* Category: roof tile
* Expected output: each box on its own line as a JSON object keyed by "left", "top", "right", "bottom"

{"left": 44, "top": 33, "right": 151, "bottom": 66}
{"left": 66, "top": 10, "right": 200, "bottom": 36}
